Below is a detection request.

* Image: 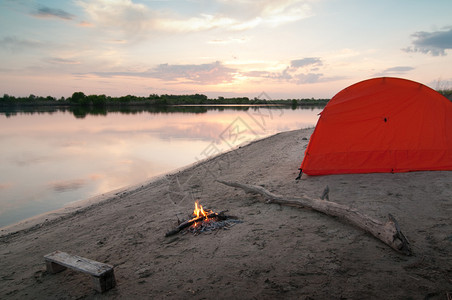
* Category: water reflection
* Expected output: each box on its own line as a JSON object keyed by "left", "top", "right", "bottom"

{"left": 1, "top": 104, "right": 323, "bottom": 118}
{"left": 0, "top": 106, "right": 321, "bottom": 227}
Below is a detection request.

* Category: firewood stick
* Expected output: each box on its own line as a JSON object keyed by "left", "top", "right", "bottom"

{"left": 217, "top": 180, "right": 412, "bottom": 255}
{"left": 165, "top": 211, "right": 233, "bottom": 237}
{"left": 165, "top": 212, "right": 216, "bottom": 237}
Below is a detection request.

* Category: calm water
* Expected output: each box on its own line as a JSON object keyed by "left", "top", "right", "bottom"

{"left": 0, "top": 106, "right": 321, "bottom": 227}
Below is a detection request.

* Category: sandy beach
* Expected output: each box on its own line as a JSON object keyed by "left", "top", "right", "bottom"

{"left": 1, "top": 128, "right": 451, "bottom": 299}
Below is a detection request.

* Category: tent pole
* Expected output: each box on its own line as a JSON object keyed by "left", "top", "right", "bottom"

{"left": 295, "top": 169, "right": 303, "bottom": 180}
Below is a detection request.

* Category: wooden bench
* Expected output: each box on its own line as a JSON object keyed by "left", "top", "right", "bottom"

{"left": 44, "top": 250, "right": 116, "bottom": 292}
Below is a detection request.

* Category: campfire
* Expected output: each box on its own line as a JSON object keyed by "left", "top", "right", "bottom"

{"left": 165, "top": 201, "right": 241, "bottom": 237}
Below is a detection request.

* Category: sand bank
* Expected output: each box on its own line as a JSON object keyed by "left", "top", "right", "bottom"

{"left": 1, "top": 128, "right": 451, "bottom": 299}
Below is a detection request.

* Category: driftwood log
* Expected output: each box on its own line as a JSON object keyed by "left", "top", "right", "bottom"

{"left": 217, "top": 180, "right": 412, "bottom": 256}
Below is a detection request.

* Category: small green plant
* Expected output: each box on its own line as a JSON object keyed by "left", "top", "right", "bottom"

{"left": 435, "top": 79, "right": 452, "bottom": 100}
{"left": 437, "top": 89, "right": 452, "bottom": 99}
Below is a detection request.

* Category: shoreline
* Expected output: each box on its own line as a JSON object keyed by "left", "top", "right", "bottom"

{"left": 0, "top": 178, "right": 150, "bottom": 237}
{"left": 1, "top": 127, "right": 451, "bottom": 299}
{"left": 0, "top": 130, "right": 281, "bottom": 237}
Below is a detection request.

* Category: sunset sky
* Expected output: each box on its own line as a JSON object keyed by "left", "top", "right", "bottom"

{"left": 1, "top": 0, "right": 451, "bottom": 99}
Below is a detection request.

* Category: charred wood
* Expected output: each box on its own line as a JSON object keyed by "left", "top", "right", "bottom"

{"left": 165, "top": 211, "right": 237, "bottom": 237}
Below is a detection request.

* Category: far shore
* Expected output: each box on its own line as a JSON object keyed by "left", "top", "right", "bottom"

{"left": 0, "top": 92, "right": 330, "bottom": 108}
{"left": 1, "top": 128, "right": 451, "bottom": 299}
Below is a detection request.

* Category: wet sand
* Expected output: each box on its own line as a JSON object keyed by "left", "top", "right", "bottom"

{"left": 1, "top": 128, "right": 451, "bottom": 299}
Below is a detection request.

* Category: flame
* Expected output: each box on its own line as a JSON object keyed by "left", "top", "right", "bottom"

{"left": 193, "top": 201, "right": 209, "bottom": 219}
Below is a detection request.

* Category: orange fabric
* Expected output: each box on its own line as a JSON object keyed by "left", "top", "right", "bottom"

{"left": 300, "top": 77, "right": 452, "bottom": 175}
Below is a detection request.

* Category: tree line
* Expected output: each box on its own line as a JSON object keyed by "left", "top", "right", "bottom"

{"left": 0, "top": 92, "right": 330, "bottom": 107}
{"left": 2, "top": 88, "right": 451, "bottom": 108}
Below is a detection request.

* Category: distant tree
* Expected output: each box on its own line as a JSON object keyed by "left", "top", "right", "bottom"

{"left": 88, "top": 94, "right": 107, "bottom": 107}
{"left": 148, "top": 94, "right": 160, "bottom": 101}
{"left": 70, "top": 92, "right": 87, "bottom": 105}
{"left": 437, "top": 89, "right": 452, "bottom": 101}
{"left": 193, "top": 93, "right": 208, "bottom": 104}
{"left": 119, "top": 95, "right": 133, "bottom": 104}
{"left": 156, "top": 94, "right": 168, "bottom": 105}
{"left": 2, "top": 94, "right": 11, "bottom": 102}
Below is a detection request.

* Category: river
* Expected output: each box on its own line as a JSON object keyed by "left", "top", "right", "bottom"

{"left": 0, "top": 105, "right": 322, "bottom": 227}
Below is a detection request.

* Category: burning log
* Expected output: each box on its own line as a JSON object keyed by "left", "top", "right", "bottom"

{"left": 165, "top": 201, "right": 240, "bottom": 237}
{"left": 217, "top": 180, "right": 412, "bottom": 256}
{"left": 165, "top": 211, "right": 223, "bottom": 237}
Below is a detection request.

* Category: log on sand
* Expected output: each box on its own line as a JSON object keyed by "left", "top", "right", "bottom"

{"left": 217, "top": 180, "right": 412, "bottom": 256}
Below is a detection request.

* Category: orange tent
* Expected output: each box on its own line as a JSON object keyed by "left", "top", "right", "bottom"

{"left": 299, "top": 77, "right": 452, "bottom": 175}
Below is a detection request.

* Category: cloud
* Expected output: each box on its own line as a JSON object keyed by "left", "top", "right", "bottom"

{"left": 0, "top": 36, "right": 45, "bottom": 51}
{"left": 207, "top": 37, "right": 248, "bottom": 44}
{"left": 264, "top": 57, "right": 323, "bottom": 80}
{"left": 261, "top": 0, "right": 313, "bottom": 27}
{"left": 32, "top": 5, "right": 75, "bottom": 20}
{"left": 267, "top": 57, "right": 324, "bottom": 81}
{"left": 216, "top": 0, "right": 313, "bottom": 29}
{"left": 247, "top": 57, "right": 328, "bottom": 84}
{"left": 268, "top": 66, "right": 293, "bottom": 80}
{"left": 243, "top": 70, "right": 269, "bottom": 78}
{"left": 155, "top": 13, "right": 236, "bottom": 32}
{"left": 291, "top": 57, "right": 322, "bottom": 68}
{"left": 156, "top": 0, "right": 313, "bottom": 32}
{"left": 152, "top": 61, "right": 237, "bottom": 84}
{"left": 294, "top": 73, "right": 345, "bottom": 84}
{"left": 78, "top": 21, "right": 93, "bottom": 27}
{"left": 87, "top": 57, "right": 342, "bottom": 86}
{"left": 45, "top": 57, "right": 80, "bottom": 65}
{"left": 77, "top": 0, "right": 152, "bottom": 37}
{"left": 294, "top": 73, "right": 322, "bottom": 84}
{"left": 403, "top": 27, "right": 452, "bottom": 56}
{"left": 78, "top": 0, "right": 313, "bottom": 36}
{"left": 89, "top": 61, "right": 237, "bottom": 85}
{"left": 242, "top": 57, "right": 345, "bottom": 85}
{"left": 374, "top": 66, "right": 415, "bottom": 77}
